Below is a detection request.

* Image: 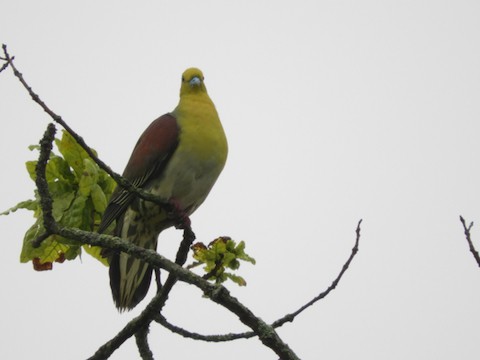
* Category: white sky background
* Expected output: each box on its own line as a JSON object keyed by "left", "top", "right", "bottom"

{"left": 1, "top": 1, "right": 480, "bottom": 359}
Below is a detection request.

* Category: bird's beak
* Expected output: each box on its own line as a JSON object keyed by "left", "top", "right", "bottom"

{"left": 189, "top": 76, "right": 201, "bottom": 87}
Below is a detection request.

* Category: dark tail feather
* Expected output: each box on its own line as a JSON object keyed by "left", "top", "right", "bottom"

{"left": 109, "top": 252, "right": 154, "bottom": 311}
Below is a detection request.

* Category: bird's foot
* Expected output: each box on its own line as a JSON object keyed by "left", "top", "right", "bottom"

{"left": 167, "top": 199, "right": 191, "bottom": 229}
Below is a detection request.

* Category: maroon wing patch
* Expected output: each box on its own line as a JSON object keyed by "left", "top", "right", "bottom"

{"left": 98, "top": 113, "right": 179, "bottom": 233}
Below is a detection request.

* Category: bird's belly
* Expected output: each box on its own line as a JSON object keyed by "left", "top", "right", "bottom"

{"left": 148, "top": 152, "right": 223, "bottom": 215}
{"left": 125, "top": 164, "right": 216, "bottom": 238}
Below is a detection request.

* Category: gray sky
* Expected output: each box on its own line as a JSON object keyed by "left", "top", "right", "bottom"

{"left": 1, "top": 1, "right": 480, "bottom": 359}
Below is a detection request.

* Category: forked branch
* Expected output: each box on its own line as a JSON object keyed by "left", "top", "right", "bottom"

{"left": 460, "top": 216, "right": 480, "bottom": 267}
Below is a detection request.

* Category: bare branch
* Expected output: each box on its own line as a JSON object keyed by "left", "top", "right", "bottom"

{"left": 1, "top": 44, "right": 177, "bottom": 212}
{"left": 32, "top": 123, "right": 58, "bottom": 245}
{"left": 154, "top": 220, "right": 362, "bottom": 342}
{"left": 155, "top": 313, "right": 255, "bottom": 342}
{"left": 272, "top": 219, "right": 362, "bottom": 328}
{"left": 460, "top": 216, "right": 480, "bottom": 267}
{"left": 0, "top": 58, "right": 9, "bottom": 74}
{"left": 135, "top": 325, "right": 154, "bottom": 360}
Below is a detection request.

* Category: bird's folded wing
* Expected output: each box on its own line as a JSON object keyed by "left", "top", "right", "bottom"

{"left": 98, "top": 113, "right": 179, "bottom": 233}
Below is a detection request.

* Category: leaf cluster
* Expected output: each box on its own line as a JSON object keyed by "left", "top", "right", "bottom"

{"left": 1, "top": 130, "right": 116, "bottom": 270}
{"left": 190, "top": 237, "right": 256, "bottom": 286}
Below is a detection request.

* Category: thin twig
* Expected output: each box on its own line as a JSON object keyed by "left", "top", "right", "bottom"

{"left": 202, "top": 255, "right": 224, "bottom": 280}
{"left": 460, "top": 216, "right": 480, "bottom": 267}
{"left": 1, "top": 44, "right": 173, "bottom": 210}
{"left": 272, "top": 219, "right": 362, "bottom": 328}
{"left": 0, "top": 59, "right": 9, "bottom": 74}
{"left": 155, "top": 313, "right": 255, "bottom": 342}
{"left": 155, "top": 220, "right": 362, "bottom": 342}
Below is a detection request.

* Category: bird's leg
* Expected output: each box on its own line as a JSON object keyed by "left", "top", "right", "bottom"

{"left": 167, "top": 198, "right": 191, "bottom": 229}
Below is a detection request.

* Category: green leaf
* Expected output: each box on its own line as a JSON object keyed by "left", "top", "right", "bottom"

{"left": 63, "top": 195, "right": 87, "bottom": 229}
{"left": 52, "top": 191, "right": 75, "bottom": 222}
{"left": 20, "top": 221, "right": 72, "bottom": 265}
{"left": 225, "top": 273, "right": 247, "bottom": 286}
{"left": 55, "top": 130, "right": 94, "bottom": 177}
{"left": 78, "top": 158, "right": 99, "bottom": 196}
{"left": 91, "top": 183, "right": 107, "bottom": 213}
{"left": 234, "top": 241, "right": 256, "bottom": 265}
{"left": 83, "top": 245, "right": 109, "bottom": 266}
{"left": 1, "top": 199, "right": 37, "bottom": 216}
{"left": 191, "top": 237, "right": 255, "bottom": 286}
{"left": 46, "top": 154, "right": 74, "bottom": 183}
{"left": 11, "top": 129, "right": 116, "bottom": 269}
{"left": 25, "top": 160, "right": 37, "bottom": 181}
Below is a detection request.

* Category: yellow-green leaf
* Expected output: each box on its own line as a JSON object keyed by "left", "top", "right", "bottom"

{"left": 190, "top": 237, "right": 255, "bottom": 286}
{"left": 91, "top": 183, "right": 107, "bottom": 213}
{"left": 10, "top": 129, "right": 116, "bottom": 269}
{"left": 78, "top": 158, "right": 99, "bottom": 196}
{"left": 1, "top": 200, "right": 37, "bottom": 216}
{"left": 20, "top": 221, "right": 71, "bottom": 265}
{"left": 83, "top": 245, "right": 109, "bottom": 266}
{"left": 56, "top": 130, "right": 93, "bottom": 177}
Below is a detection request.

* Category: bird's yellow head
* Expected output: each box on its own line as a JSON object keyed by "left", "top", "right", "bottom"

{"left": 180, "top": 68, "right": 207, "bottom": 95}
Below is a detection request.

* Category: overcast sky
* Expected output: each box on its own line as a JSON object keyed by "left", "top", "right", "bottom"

{"left": 1, "top": 1, "right": 480, "bottom": 359}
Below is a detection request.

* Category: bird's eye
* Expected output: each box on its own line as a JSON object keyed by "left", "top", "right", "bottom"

{"left": 182, "top": 76, "right": 185, "bottom": 82}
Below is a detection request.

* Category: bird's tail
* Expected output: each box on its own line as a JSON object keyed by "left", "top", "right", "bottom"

{"left": 109, "top": 234, "right": 158, "bottom": 311}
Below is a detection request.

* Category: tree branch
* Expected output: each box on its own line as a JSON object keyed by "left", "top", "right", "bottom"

{"left": 88, "top": 227, "right": 197, "bottom": 359}
{"left": 272, "top": 219, "right": 361, "bottom": 328}
{"left": 27, "top": 128, "right": 297, "bottom": 359}
{"left": 1, "top": 44, "right": 176, "bottom": 211}
{"left": 155, "top": 313, "right": 257, "bottom": 342}
{"left": 135, "top": 325, "right": 154, "bottom": 360}
{"left": 460, "top": 216, "right": 480, "bottom": 267}
{"left": 0, "top": 57, "right": 10, "bottom": 73}
{"left": 154, "top": 220, "right": 362, "bottom": 342}
{"left": 63, "top": 226, "right": 299, "bottom": 360}
{"left": 32, "top": 123, "right": 59, "bottom": 244}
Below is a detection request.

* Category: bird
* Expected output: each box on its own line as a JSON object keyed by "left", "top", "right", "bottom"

{"left": 98, "top": 68, "right": 228, "bottom": 311}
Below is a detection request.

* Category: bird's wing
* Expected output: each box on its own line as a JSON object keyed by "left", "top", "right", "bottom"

{"left": 98, "top": 113, "right": 179, "bottom": 233}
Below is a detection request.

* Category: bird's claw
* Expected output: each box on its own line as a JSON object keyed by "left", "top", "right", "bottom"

{"left": 167, "top": 199, "right": 191, "bottom": 229}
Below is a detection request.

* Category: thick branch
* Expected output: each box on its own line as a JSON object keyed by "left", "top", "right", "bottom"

{"left": 135, "top": 325, "right": 154, "bottom": 360}
{"left": 30, "top": 139, "right": 293, "bottom": 360}
{"left": 33, "top": 123, "right": 58, "bottom": 242}
{"left": 460, "top": 216, "right": 480, "bottom": 267}
{"left": 58, "top": 227, "right": 299, "bottom": 360}
{"left": 88, "top": 227, "right": 196, "bottom": 359}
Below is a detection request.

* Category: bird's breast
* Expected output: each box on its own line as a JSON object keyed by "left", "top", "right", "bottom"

{"left": 147, "top": 96, "right": 228, "bottom": 214}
